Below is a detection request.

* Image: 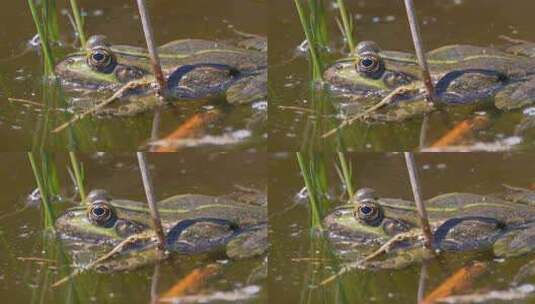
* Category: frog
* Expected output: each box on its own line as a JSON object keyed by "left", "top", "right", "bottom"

{"left": 54, "top": 34, "right": 267, "bottom": 116}
{"left": 54, "top": 189, "right": 268, "bottom": 272}
{"left": 324, "top": 40, "right": 535, "bottom": 122}
{"left": 323, "top": 187, "right": 535, "bottom": 269}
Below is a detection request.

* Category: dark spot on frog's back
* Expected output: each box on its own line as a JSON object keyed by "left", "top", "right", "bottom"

{"left": 166, "top": 63, "right": 240, "bottom": 99}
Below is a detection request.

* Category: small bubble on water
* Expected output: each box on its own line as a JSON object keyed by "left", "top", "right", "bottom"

{"left": 243, "top": 285, "right": 261, "bottom": 295}
{"left": 504, "top": 136, "right": 522, "bottom": 146}
{"left": 523, "top": 107, "right": 535, "bottom": 117}
{"left": 232, "top": 129, "right": 251, "bottom": 140}
{"left": 252, "top": 100, "right": 267, "bottom": 111}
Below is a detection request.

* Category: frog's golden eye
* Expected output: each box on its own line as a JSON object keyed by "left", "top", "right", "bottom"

{"left": 354, "top": 201, "right": 384, "bottom": 226}
{"left": 87, "top": 47, "right": 117, "bottom": 73}
{"left": 87, "top": 201, "right": 116, "bottom": 227}
{"left": 356, "top": 52, "right": 384, "bottom": 79}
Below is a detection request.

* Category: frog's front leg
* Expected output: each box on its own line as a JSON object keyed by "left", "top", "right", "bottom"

{"left": 493, "top": 225, "right": 535, "bottom": 257}
{"left": 226, "top": 226, "right": 268, "bottom": 259}
{"left": 226, "top": 71, "right": 267, "bottom": 105}
{"left": 495, "top": 76, "right": 535, "bottom": 110}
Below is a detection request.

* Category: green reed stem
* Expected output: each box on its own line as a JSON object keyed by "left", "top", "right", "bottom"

{"left": 294, "top": 0, "right": 323, "bottom": 80}
{"left": 69, "top": 152, "right": 86, "bottom": 201}
{"left": 43, "top": 0, "right": 60, "bottom": 41}
{"left": 336, "top": 152, "right": 353, "bottom": 201}
{"left": 336, "top": 0, "right": 355, "bottom": 53}
{"left": 27, "top": 153, "right": 55, "bottom": 229}
{"left": 27, "top": 0, "right": 55, "bottom": 75}
{"left": 296, "top": 152, "right": 323, "bottom": 230}
{"left": 69, "top": 0, "right": 86, "bottom": 48}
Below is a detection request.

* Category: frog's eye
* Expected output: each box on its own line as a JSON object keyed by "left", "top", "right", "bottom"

{"left": 356, "top": 52, "right": 384, "bottom": 79}
{"left": 354, "top": 201, "right": 384, "bottom": 226}
{"left": 87, "top": 47, "right": 117, "bottom": 73}
{"left": 87, "top": 201, "right": 116, "bottom": 227}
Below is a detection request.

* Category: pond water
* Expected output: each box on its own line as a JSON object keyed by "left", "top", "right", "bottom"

{"left": 270, "top": 0, "right": 535, "bottom": 151}
{"left": 0, "top": 0, "right": 266, "bottom": 151}
{"left": 2, "top": 0, "right": 535, "bottom": 303}
{"left": 0, "top": 152, "right": 267, "bottom": 303}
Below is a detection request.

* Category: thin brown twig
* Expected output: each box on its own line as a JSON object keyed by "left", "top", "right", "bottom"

{"left": 137, "top": 152, "right": 166, "bottom": 250}
{"left": 278, "top": 105, "right": 315, "bottom": 114}
{"left": 17, "top": 257, "right": 57, "bottom": 263}
{"left": 404, "top": 0, "right": 435, "bottom": 102}
{"left": 404, "top": 153, "right": 434, "bottom": 249}
{"left": 135, "top": 0, "right": 167, "bottom": 98}
{"left": 8, "top": 98, "right": 45, "bottom": 108}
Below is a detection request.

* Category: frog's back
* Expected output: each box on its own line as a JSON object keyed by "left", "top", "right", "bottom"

{"left": 157, "top": 194, "right": 266, "bottom": 225}
{"left": 158, "top": 39, "right": 232, "bottom": 54}
{"left": 427, "top": 192, "right": 535, "bottom": 225}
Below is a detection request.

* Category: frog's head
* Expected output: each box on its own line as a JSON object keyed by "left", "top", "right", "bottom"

{"left": 55, "top": 35, "right": 150, "bottom": 90}
{"left": 324, "top": 188, "right": 416, "bottom": 243}
{"left": 324, "top": 41, "right": 420, "bottom": 97}
{"left": 55, "top": 189, "right": 148, "bottom": 244}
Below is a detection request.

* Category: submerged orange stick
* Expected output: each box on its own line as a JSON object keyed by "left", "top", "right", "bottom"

{"left": 422, "top": 261, "right": 487, "bottom": 304}
{"left": 430, "top": 116, "right": 490, "bottom": 148}
{"left": 160, "top": 264, "right": 220, "bottom": 299}
{"left": 153, "top": 110, "right": 221, "bottom": 152}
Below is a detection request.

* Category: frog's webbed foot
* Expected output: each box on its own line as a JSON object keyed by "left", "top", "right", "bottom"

{"left": 495, "top": 77, "right": 535, "bottom": 110}
{"left": 231, "top": 29, "right": 267, "bottom": 52}
{"left": 226, "top": 226, "right": 268, "bottom": 259}
{"left": 494, "top": 226, "right": 535, "bottom": 258}
{"left": 501, "top": 184, "right": 535, "bottom": 205}
{"left": 97, "top": 96, "right": 163, "bottom": 117}
{"left": 500, "top": 35, "right": 535, "bottom": 57}
{"left": 226, "top": 72, "right": 267, "bottom": 105}
{"left": 364, "top": 246, "right": 435, "bottom": 270}
{"left": 513, "top": 259, "right": 535, "bottom": 285}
